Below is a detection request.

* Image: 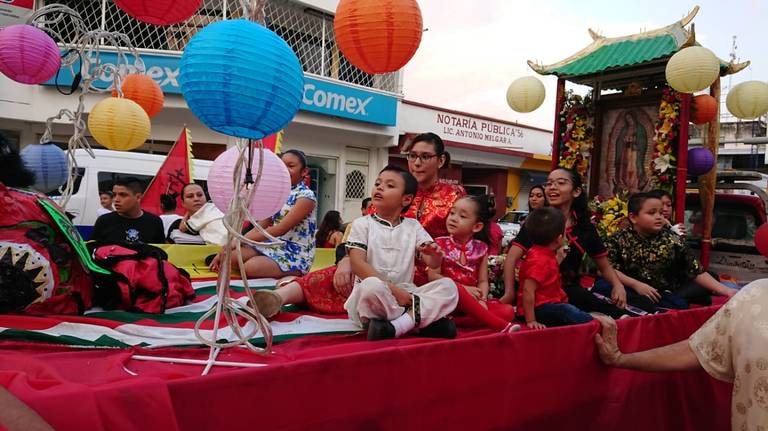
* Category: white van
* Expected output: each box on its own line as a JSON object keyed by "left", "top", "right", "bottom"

{"left": 51, "top": 149, "right": 213, "bottom": 238}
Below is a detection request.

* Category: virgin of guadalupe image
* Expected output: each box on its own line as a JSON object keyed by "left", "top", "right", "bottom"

{"left": 614, "top": 111, "right": 648, "bottom": 193}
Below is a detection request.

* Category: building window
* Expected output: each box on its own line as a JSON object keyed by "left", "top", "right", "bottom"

{"left": 345, "top": 170, "right": 366, "bottom": 199}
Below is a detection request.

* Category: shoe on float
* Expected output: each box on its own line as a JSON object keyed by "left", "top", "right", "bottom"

{"left": 249, "top": 289, "right": 283, "bottom": 318}
{"left": 367, "top": 319, "right": 396, "bottom": 340}
{"left": 418, "top": 318, "right": 457, "bottom": 339}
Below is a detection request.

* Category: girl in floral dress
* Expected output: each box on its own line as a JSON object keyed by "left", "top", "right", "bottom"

{"left": 210, "top": 149, "right": 317, "bottom": 279}
{"left": 432, "top": 195, "right": 516, "bottom": 330}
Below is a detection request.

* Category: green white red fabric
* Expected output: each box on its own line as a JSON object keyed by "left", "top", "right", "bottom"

{"left": 0, "top": 279, "right": 360, "bottom": 348}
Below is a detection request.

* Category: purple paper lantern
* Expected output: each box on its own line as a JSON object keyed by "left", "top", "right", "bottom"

{"left": 0, "top": 25, "right": 61, "bottom": 85}
{"left": 208, "top": 147, "right": 291, "bottom": 221}
{"left": 20, "top": 144, "right": 69, "bottom": 193}
{"left": 687, "top": 148, "right": 715, "bottom": 177}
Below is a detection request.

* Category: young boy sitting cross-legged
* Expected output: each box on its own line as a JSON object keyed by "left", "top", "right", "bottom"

{"left": 344, "top": 165, "right": 459, "bottom": 340}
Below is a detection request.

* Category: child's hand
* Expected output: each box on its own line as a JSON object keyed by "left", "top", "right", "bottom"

{"left": 418, "top": 242, "right": 443, "bottom": 258}
{"left": 633, "top": 282, "right": 661, "bottom": 302}
{"left": 555, "top": 245, "right": 568, "bottom": 264}
{"left": 611, "top": 284, "right": 627, "bottom": 309}
{"left": 527, "top": 320, "right": 546, "bottom": 330}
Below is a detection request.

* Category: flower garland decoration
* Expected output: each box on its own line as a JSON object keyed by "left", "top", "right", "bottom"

{"left": 649, "top": 87, "right": 682, "bottom": 192}
{"left": 589, "top": 193, "right": 629, "bottom": 240}
{"left": 558, "top": 90, "right": 594, "bottom": 180}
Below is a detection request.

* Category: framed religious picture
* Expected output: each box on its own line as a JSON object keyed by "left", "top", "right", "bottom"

{"left": 596, "top": 102, "right": 659, "bottom": 197}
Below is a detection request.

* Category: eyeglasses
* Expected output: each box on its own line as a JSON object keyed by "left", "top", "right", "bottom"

{"left": 406, "top": 152, "right": 438, "bottom": 163}
{"left": 544, "top": 178, "right": 572, "bottom": 189}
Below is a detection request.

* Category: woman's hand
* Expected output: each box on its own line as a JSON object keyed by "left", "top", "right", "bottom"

{"left": 333, "top": 257, "right": 354, "bottom": 296}
{"left": 633, "top": 282, "right": 661, "bottom": 303}
{"left": 208, "top": 251, "right": 222, "bottom": 272}
{"left": 179, "top": 214, "right": 191, "bottom": 233}
{"left": 611, "top": 283, "right": 627, "bottom": 309}
{"left": 463, "top": 285, "right": 482, "bottom": 300}
{"left": 526, "top": 320, "right": 547, "bottom": 330}
{"left": 593, "top": 314, "right": 623, "bottom": 366}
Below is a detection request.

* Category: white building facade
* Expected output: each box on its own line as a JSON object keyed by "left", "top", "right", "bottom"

{"left": 0, "top": 0, "right": 397, "bottom": 223}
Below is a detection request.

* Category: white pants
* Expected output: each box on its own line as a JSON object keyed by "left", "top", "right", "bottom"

{"left": 344, "top": 277, "right": 458, "bottom": 328}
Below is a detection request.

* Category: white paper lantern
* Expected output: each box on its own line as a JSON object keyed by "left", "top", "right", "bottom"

{"left": 726, "top": 81, "right": 768, "bottom": 120}
{"left": 506, "top": 76, "right": 545, "bottom": 113}
{"left": 665, "top": 46, "right": 720, "bottom": 93}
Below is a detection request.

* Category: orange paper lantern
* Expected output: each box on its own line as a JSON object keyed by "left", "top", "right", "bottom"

{"left": 112, "top": 74, "right": 164, "bottom": 118}
{"left": 691, "top": 94, "right": 717, "bottom": 125}
{"left": 334, "top": 0, "right": 423, "bottom": 75}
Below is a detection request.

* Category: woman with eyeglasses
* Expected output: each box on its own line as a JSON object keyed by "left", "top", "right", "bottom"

{"left": 252, "top": 133, "right": 466, "bottom": 317}
{"left": 501, "top": 168, "right": 631, "bottom": 320}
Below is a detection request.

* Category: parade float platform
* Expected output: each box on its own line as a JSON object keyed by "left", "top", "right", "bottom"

{"left": 0, "top": 247, "right": 731, "bottom": 430}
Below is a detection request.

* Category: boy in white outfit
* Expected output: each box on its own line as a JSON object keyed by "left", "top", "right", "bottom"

{"left": 345, "top": 165, "right": 459, "bottom": 340}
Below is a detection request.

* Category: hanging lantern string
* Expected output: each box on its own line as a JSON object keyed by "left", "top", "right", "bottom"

{"left": 194, "top": 139, "right": 280, "bottom": 358}
{"left": 30, "top": 4, "right": 144, "bottom": 209}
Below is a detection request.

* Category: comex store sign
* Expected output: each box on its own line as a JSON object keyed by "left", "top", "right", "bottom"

{"left": 44, "top": 52, "right": 397, "bottom": 126}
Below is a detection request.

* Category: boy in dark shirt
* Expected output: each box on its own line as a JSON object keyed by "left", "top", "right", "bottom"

{"left": 91, "top": 177, "right": 165, "bottom": 244}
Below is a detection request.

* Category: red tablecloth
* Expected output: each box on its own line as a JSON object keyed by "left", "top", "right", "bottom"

{"left": 0, "top": 306, "right": 730, "bottom": 431}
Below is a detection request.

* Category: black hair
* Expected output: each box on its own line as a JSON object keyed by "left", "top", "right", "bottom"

{"left": 316, "top": 210, "right": 343, "bottom": 245}
{"left": 361, "top": 197, "right": 372, "bottom": 210}
{"left": 379, "top": 164, "right": 418, "bottom": 213}
{"left": 526, "top": 207, "right": 566, "bottom": 246}
{"left": 628, "top": 191, "right": 662, "bottom": 215}
{"left": 160, "top": 194, "right": 177, "bottom": 212}
{"left": 528, "top": 184, "right": 549, "bottom": 209}
{"left": 113, "top": 177, "right": 145, "bottom": 194}
{"left": 552, "top": 168, "right": 589, "bottom": 226}
{"left": 460, "top": 194, "right": 496, "bottom": 246}
{"left": 0, "top": 135, "right": 35, "bottom": 188}
{"left": 649, "top": 189, "right": 673, "bottom": 201}
{"left": 280, "top": 149, "right": 307, "bottom": 170}
{"left": 99, "top": 191, "right": 114, "bottom": 198}
{"left": 409, "top": 132, "right": 452, "bottom": 166}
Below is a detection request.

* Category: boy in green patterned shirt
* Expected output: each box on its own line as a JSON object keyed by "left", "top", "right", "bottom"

{"left": 604, "top": 192, "right": 736, "bottom": 310}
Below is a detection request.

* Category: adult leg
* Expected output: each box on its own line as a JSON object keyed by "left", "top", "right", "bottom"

{"left": 242, "top": 255, "right": 300, "bottom": 279}
{"left": 562, "top": 284, "right": 629, "bottom": 319}
{"left": 534, "top": 303, "right": 593, "bottom": 327}
{"left": 229, "top": 245, "right": 258, "bottom": 269}
{"left": 453, "top": 285, "right": 512, "bottom": 330}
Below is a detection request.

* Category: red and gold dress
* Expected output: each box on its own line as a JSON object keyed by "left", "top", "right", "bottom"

{"left": 294, "top": 180, "right": 465, "bottom": 315}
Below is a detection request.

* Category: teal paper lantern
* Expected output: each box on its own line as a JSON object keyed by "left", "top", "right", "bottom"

{"left": 179, "top": 19, "right": 304, "bottom": 139}
{"left": 20, "top": 144, "right": 69, "bottom": 193}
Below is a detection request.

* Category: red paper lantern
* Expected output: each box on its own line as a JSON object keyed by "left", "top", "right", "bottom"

{"left": 755, "top": 224, "right": 768, "bottom": 258}
{"left": 691, "top": 94, "right": 717, "bottom": 125}
{"left": 112, "top": 74, "right": 164, "bottom": 118}
{"left": 334, "top": 0, "right": 423, "bottom": 74}
{"left": 113, "top": 0, "right": 202, "bottom": 26}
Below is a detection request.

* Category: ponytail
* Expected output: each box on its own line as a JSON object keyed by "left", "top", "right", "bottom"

{"left": 463, "top": 194, "right": 496, "bottom": 246}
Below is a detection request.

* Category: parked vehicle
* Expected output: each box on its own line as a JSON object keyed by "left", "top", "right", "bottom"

{"left": 51, "top": 149, "right": 213, "bottom": 239}
{"left": 686, "top": 171, "right": 768, "bottom": 284}
{"left": 497, "top": 210, "right": 528, "bottom": 238}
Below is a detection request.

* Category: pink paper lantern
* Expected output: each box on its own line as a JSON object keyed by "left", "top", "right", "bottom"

{"left": 0, "top": 25, "right": 61, "bottom": 85}
{"left": 113, "top": 0, "right": 202, "bottom": 26}
{"left": 208, "top": 147, "right": 291, "bottom": 221}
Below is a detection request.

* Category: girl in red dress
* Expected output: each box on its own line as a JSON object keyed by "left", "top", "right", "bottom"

{"left": 252, "top": 133, "right": 465, "bottom": 316}
{"left": 432, "top": 195, "right": 516, "bottom": 330}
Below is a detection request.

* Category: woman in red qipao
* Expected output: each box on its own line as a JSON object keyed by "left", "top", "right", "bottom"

{"left": 252, "top": 133, "right": 465, "bottom": 317}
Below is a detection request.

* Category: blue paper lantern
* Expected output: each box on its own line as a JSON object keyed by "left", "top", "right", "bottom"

{"left": 687, "top": 148, "right": 715, "bottom": 177}
{"left": 179, "top": 19, "right": 304, "bottom": 140}
{"left": 20, "top": 144, "right": 69, "bottom": 193}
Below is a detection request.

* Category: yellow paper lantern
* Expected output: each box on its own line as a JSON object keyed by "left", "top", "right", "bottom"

{"left": 88, "top": 97, "right": 150, "bottom": 151}
{"left": 506, "top": 76, "right": 545, "bottom": 113}
{"left": 726, "top": 80, "right": 768, "bottom": 120}
{"left": 665, "top": 46, "right": 720, "bottom": 93}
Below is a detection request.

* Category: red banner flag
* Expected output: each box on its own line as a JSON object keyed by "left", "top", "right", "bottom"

{"left": 141, "top": 128, "right": 193, "bottom": 216}
{"left": 262, "top": 131, "right": 284, "bottom": 153}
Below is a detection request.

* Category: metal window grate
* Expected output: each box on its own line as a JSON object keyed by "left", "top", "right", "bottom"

{"left": 344, "top": 169, "right": 366, "bottom": 199}
{"left": 41, "top": 0, "right": 400, "bottom": 93}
